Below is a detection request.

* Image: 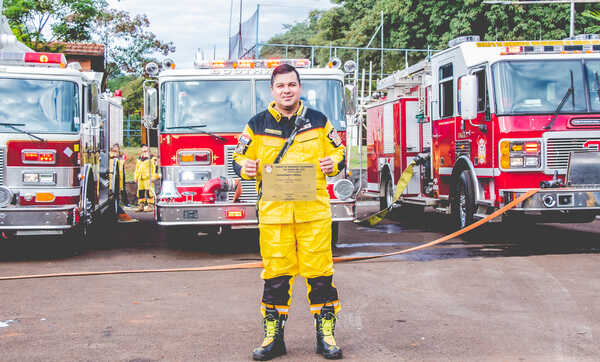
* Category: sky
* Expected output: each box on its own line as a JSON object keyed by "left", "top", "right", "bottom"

{"left": 108, "top": 0, "right": 336, "bottom": 68}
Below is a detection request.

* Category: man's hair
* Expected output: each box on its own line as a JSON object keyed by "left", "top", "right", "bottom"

{"left": 270, "top": 64, "right": 301, "bottom": 86}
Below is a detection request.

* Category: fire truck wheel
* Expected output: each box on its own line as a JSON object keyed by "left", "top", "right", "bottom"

{"left": 452, "top": 170, "right": 476, "bottom": 230}
{"left": 379, "top": 174, "right": 394, "bottom": 211}
{"left": 331, "top": 222, "right": 339, "bottom": 249}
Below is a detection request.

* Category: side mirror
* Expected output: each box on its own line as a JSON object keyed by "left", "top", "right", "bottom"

{"left": 143, "top": 81, "right": 158, "bottom": 128}
{"left": 344, "top": 84, "right": 357, "bottom": 115}
{"left": 460, "top": 75, "right": 478, "bottom": 121}
{"left": 88, "top": 84, "right": 99, "bottom": 114}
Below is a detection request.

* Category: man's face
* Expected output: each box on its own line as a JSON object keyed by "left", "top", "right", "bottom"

{"left": 271, "top": 71, "right": 301, "bottom": 110}
{"left": 141, "top": 146, "right": 148, "bottom": 155}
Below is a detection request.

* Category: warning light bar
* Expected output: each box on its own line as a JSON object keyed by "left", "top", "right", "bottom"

{"left": 22, "top": 149, "right": 57, "bottom": 164}
{"left": 0, "top": 51, "right": 67, "bottom": 67}
{"left": 195, "top": 58, "right": 311, "bottom": 70}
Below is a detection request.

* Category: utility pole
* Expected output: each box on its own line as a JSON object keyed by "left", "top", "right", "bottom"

{"left": 228, "top": 0, "right": 233, "bottom": 59}
{"left": 484, "top": 0, "right": 600, "bottom": 38}
{"left": 238, "top": 0, "right": 243, "bottom": 59}
{"left": 255, "top": 4, "right": 260, "bottom": 59}
{"left": 380, "top": 11, "right": 384, "bottom": 78}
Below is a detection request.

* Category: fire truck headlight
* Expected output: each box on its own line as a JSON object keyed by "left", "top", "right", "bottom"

{"left": 524, "top": 156, "right": 540, "bottom": 167}
{"left": 0, "top": 186, "right": 12, "bottom": 208}
{"left": 510, "top": 157, "right": 524, "bottom": 167}
{"left": 181, "top": 171, "right": 195, "bottom": 182}
{"left": 23, "top": 172, "right": 56, "bottom": 184}
{"left": 333, "top": 179, "right": 354, "bottom": 200}
{"left": 23, "top": 172, "right": 39, "bottom": 183}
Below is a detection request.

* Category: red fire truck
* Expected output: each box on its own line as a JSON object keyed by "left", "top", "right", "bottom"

{"left": 143, "top": 56, "right": 357, "bottom": 242}
{"left": 0, "top": 32, "right": 121, "bottom": 237}
{"left": 365, "top": 35, "right": 600, "bottom": 228}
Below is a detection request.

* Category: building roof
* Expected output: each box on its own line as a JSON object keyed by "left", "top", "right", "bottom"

{"left": 50, "top": 42, "right": 105, "bottom": 57}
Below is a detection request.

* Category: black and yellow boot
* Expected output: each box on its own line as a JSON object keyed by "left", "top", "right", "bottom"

{"left": 252, "top": 307, "right": 287, "bottom": 361}
{"left": 315, "top": 305, "right": 342, "bottom": 359}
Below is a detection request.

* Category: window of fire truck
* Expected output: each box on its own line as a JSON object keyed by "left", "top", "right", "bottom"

{"left": 439, "top": 63, "right": 453, "bottom": 118}
{"left": 255, "top": 79, "right": 346, "bottom": 130}
{"left": 0, "top": 78, "right": 80, "bottom": 133}
{"left": 492, "top": 60, "right": 586, "bottom": 115}
{"left": 474, "top": 69, "right": 489, "bottom": 115}
{"left": 584, "top": 60, "right": 600, "bottom": 112}
{"left": 160, "top": 80, "right": 252, "bottom": 132}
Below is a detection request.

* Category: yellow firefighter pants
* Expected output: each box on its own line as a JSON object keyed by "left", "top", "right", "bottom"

{"left": 259, "top": 218, "right": 340, "bottom": 317}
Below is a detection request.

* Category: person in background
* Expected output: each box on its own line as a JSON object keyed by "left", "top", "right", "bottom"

{"left": 109, "top": 143, "right": 137, "bottom": 223}
{"left": 134, "top": 144, "right": 159, "bottom": 212}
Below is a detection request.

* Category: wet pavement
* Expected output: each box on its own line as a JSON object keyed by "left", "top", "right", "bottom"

{"left": 1, "top": 200, "right": 600, "bottom": 361}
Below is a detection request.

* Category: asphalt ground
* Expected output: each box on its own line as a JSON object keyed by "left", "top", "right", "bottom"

{"left": 1, "top": 202, "right": 600, "bottom": 361}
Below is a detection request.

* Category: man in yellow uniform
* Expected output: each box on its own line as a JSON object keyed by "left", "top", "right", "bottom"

{"left": 134, "top": 145, "right": 158, "bottom": 212}
{"left": 109, "top": 143, "right": 137, "bottom": 222}
{"left": 233, "top": 64, "right": 345, "bottom": 360}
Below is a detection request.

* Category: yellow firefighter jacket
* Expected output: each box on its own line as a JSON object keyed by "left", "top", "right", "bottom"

{"left": 232, "top": 101, "right": 346, "bottom": 224}
{"left": 134, "top": 154, "right": 158, "bottom": 191}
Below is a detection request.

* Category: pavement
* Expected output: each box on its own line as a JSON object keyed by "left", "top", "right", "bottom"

{"left": 1, "top": 201, "right": 600, "bottom": 361}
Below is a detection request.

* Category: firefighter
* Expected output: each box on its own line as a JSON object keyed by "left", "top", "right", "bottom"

{"left": 109, "top": 144, "right": 137, "bottom": 223}
{"left": 233, "top": 64, "right": 345, "bottom": 360}
{"left": 134, "top": 145, "right": 158, "bottom": 212}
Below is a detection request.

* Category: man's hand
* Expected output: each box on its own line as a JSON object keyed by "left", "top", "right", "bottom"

{"left": 319, "top": 157, "right": 334, "bottom": 174}
{"left": 244, "top": 159, "right": 260, "bottom": 177}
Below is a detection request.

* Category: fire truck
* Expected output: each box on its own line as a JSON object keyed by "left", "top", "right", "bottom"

{"left": 143, "top": 56, "right": 357, "bottom": 242}
{"left": 0, "top": 29, "right": 121, "bottom": 237}
{"left": 365, "top": 35, "right": 600, "bottom": 228}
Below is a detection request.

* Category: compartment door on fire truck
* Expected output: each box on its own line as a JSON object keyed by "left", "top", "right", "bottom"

{"left": 460, "top": 67, "right": 493, "bottom": 189}
{"left": 432, "top": 61, "right": 455, "bottom": 197}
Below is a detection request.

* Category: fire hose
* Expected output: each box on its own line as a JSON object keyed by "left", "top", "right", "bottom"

{"left": 0, "top": 168, "right": 538, "bottom": 281}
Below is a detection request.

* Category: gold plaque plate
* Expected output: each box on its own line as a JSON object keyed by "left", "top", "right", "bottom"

{"left": 262, "top": 163, "right": 316, "bottom": 201}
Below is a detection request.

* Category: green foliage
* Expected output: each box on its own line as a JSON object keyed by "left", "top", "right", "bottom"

{"left": 3, "top": 0, "right": 107, "bottom": 50}
{"left": 120, "top": 76, "right": 144, "bottom": 118}
{"left": 2, "top": 0, "right": 174, "bottom": 77}
{"left": 95, "top": 9, "right": 175, "bottom": 77}
{"left": 263, "top": 0, "right": 600, "bottom": 74}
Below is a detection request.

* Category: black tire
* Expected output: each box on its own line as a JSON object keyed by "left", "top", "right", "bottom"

{"left": 331, "top": 221, "right": 339, "bottom": 249}
{"left": 379, "top": 174, "right": 394, "bottom": 211}
{"left": 452, "top": 170, "right": 476, "bottom": 230}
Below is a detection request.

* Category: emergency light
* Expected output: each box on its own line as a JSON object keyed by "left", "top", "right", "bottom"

{"left": 22, "top": 150, "right": 57, "bottom": 164}
{"left": 195, "top": 58, "right": 311, "bottom": 70}
{"left": 178, "top": 150, "right": 211, "bottom": 165}
{"left": 0, "top": 51, "right": 67, "bottom": 67}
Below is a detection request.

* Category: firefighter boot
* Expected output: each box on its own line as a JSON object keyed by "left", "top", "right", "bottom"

{"left": 315, "top": 305, "right": 342, "bottom": 359}
{"left": 252, "top": 307, "right": 287, "bottom": 361}
{"left": 135, "top": 201, "right": 146, "bottom": 212}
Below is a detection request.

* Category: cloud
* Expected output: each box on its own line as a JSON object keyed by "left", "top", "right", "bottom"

{"left": 108, "top": 0, "right": 334, "bottom": 68}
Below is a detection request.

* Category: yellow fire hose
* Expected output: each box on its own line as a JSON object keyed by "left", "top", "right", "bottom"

{"left": 0, "top": 188, "right": 538, "bottom": 282}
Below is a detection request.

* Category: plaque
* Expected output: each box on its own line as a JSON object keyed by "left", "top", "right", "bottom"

{"left": 262, "top": 163, "right": 316, "bottom": 201}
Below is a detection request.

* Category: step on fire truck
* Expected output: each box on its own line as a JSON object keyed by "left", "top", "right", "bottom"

{"left": 365, "top": 35, "right": 600, "bottom": 228}
{"left": 143, "top": 56, "right": 357, "bottom": 242}
{"left": 0, "top": 21, "right": 121, "bottom": 237}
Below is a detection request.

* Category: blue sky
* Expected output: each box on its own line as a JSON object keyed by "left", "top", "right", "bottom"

{"left": 108, "top": 0, "right": 336, "bottom": 68}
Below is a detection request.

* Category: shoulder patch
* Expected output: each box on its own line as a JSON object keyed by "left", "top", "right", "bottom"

{"left": 328, "top": 128, "right": 342, "bottom": 147}
{"left": 235, "top": 134, "right": 252, "bottom": 154}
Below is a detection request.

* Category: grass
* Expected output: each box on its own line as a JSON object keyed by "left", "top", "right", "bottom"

{"left": 348, "top": 145, "right": 367, "bottom": 170}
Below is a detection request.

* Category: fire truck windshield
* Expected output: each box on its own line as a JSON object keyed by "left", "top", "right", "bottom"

{"left": 492, "top": 60, "right": 587, "bottom": 115}
{"left": 0, "top": 78, "right": 80, "bottom": 133}
{"left": 161, "top": 80, "right": 252, "bottom": 132}
{"left": 256, "top": 79, "right": 346, "bottom": 130}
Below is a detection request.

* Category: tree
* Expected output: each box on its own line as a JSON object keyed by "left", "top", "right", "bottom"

{"left": 95, "top": 9, "right": 175, "bottom": 78}
{"left": 263, "top": 0, "right": 600, "bottom": 75}
{"left": 3, "top": 0, "right": 106, "bottom": 50}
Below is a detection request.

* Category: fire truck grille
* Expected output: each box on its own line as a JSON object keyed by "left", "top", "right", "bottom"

{"left": 225, "top": 145, "right": 258, "bottom": 203}
{"left": 455, "top": 140, "right": 471, "bottom": 159}
{"left": 545, "top": 138, "right": 600, "bottom": 173}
